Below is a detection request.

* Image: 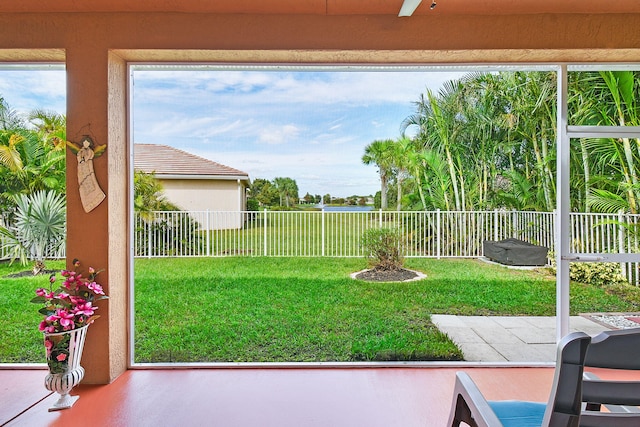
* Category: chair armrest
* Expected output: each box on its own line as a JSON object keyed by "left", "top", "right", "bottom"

{"left": 583, "top": 371, "right": 640, "bottom": 414}
{"left": 447, "top": 372, "right": 503, "bottom": 427}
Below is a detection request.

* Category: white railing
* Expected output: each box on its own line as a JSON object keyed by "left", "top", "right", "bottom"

{"left": 131, "top": 208, "right": 639, "bottom": 284}
{"left": 131, "top": 209, "right": 613, "bottom": 253}
{"left": 4, "top": 209, "right": 639, "bottom": 282}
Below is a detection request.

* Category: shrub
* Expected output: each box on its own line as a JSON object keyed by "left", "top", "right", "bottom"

{"left": 568, "top": 262, "right": 629, "bottom": 288}
{"left": 360, "top": 227, "right": 404, "bottom": 271}
{"left": 548, "top": 252, "right": 629, "bottom": 287}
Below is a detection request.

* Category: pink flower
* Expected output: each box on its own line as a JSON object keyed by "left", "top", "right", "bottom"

{"left": 70, "top": 295, "right": 86, "bottom": 305}
{"left": 40, "top": 321, "right": 55, "bottom": 333}
{"left": 87, "top": 281, "right": 105, "bottom": 295}
{"left": 73, "top": 302, "right": 96, "bottom": 317}
{"left": 56, "top": 353, "right": 67, "bottom": 362}
{"left": 37, "top": 290, "right": 55, "bottom": 300}
{"left": 33, "top": 259, "right": 108, "bottom": 334}
{"left": 44, "top": 338, "right": 53, "bottom": 355}
{"left": 53, "top": 309, "right": 75, "bottom": 329}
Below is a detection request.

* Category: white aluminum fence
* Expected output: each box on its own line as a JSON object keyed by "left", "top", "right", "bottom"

{"left": 131, "top": 209, "right": 640, "bottom": 284}
{"left": 5, "top": 209, "right": 638, "bottom": 282}
{"left": 133, "top": 209, "right": 633, "bottom": 260}
{"left": 570, "top": 212, "right": 640, "bottom": 284}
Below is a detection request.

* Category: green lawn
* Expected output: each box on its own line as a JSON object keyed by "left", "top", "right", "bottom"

{"left": 1, "top": 257, "right": 639, "bottom": 363}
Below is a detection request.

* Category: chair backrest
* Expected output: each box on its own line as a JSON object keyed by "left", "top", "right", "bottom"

{"left": 541, "top": 331, "right": 591, "bottom": 427}
{"left": 580, "top": 328, "right": 640, "bottom": 427}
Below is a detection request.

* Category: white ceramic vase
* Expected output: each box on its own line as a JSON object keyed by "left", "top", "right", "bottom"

{"left": 43, "top": 324, "right": 88, "bottom": 411}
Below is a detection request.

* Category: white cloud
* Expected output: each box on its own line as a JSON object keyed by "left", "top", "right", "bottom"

{"left": 258, "top": 124, "right": 301, "bottom": 145}
{"left": 192, "top": 147, "right": 381, "bottom": 197}
{"left": 0, "top": 69, "right": 65, "bottom": 116}
{"left": 0, "top": 66, "right": 468, "bottom": 197}
{"left": 130, "top": 69, "right": 471, "bottom": 196}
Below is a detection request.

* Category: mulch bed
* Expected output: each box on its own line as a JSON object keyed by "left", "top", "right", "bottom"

{"left": 353, "top": 267, "right": 422, "bottom": 282}
{"left": 5, "top": 270, "right": 59, "bottom": 278}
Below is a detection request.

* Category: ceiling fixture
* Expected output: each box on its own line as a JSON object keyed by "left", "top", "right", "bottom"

{"left": 398, "top": 0, "right": 437, "bottom": 16}
{"left": 398, "top": 0, "right": 422, "bottom": 17}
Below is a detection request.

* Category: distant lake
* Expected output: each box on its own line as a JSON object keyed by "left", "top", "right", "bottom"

{"left": 317, "top": 205, "right": 374, "bottom": 212}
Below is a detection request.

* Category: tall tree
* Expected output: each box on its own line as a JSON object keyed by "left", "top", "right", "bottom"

{"left": 391, "top": 137, "right": 413, "bottom": 211}
{"left": 362, "top": 139, "right": 394, "bottom": 210}
{"left": 273, "top": 177, "right": 298, "bottom": 207}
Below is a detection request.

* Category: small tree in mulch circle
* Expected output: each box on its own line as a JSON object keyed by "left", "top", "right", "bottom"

{"left": 360, "top": 227, "right": 405, "bottom": 271}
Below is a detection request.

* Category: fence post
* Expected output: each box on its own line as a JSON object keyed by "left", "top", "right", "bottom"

{"left": 618, "top": 210, "right": 627, "bottom": 280}
{"left": 379, "top": 209, "right": 382, "bottom": 228}
{"left": 436, "top": 208, "right": 441, "bottom": 259}
{"left": 147, "top": 215, "right": 152, "bottom": 259}
{"left": 494, "top": 209, "right": 499, "bottom": 241}
{"left": 321, "top": 208, "right": 325, "bottom": 257}
{"left": 206, "top": 210, "right": 210, "bottom": 257}
{"left": 263, "top": 209, "right": 268, "bottom": 256}
{"left": 551, "top": 210, "right": 556, "bottom": 254}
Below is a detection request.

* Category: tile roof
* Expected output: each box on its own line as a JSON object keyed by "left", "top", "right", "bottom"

{"left": 134, "top": 144, "right": 249, "bottom": 180}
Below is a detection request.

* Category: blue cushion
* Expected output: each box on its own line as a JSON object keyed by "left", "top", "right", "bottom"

{"left": 488, "top": 400, "right": 546, "bottom": 427}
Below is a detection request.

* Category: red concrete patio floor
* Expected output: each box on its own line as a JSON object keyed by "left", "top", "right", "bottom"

{"left": 1, "top": 367, "right": 558, "bottom": 427}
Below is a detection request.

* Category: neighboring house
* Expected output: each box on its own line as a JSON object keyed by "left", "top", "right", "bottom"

{"left": 134, "top": 143, "right": 250, "bottom": 229}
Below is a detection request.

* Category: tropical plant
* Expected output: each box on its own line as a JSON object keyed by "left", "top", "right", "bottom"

{"left": 362, "top": 139, "right": 394, "bottom": 210}
{"left": 133, "top": 170, "right": 179, "bottom": 220}
{"left": 132, "top": 170, "right": 203, "bottom": 256}
{"left": 570, "top": 71, "right": 640, "bottom": 214}
{"left": 0, "top": 126, "right": 65, "bottom": 214}
{"left": 0, "top": 190, "right": 66, "bottom": 267}
{"left": 0, "top": 96, "right": 24, "bottom": 131}
{"left": 272, "top": 176, "right": 299, "bottom": 207}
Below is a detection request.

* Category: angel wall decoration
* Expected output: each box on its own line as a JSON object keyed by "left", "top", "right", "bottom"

{"left": 66, "top": 136, "right": 107, "bottom": 213}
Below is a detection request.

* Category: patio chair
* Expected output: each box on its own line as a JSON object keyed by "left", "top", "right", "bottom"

{"left": 447, "top": 331, "right": 591, "bottom": 427}
{"left": 580, "top": 328, "right": 640, "bottom": 427}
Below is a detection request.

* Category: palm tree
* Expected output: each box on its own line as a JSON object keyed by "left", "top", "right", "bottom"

{"left": 273, "top": 177, "right": 298, "bottom": 207}
{"left": 569, "top": 71, "right": 640, "bottom": 213}
{"left": 28, "top": 109, "right": 67, "bottom": 151}
{"left": 391, "top": 137, "right": 413, "bottom": 211}
{"left": 0, "top": 128, "right": 65, "bottom": 202}
{"left": 405, "top": 148, "right": 428, "bottom": 209}
{"left": 362, "top": 139, "right": 394, "bottom": 210}
{"left": 0, "top": 97, "right": 23, "bottom": 131}
{"left": 403, "top": 81, "right": 470, "bottom": 210}
{"left": 420, "top": 148, "right": 453, "bottom": 210}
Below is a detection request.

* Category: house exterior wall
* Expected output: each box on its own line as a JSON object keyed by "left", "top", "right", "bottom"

{"left": 160, "top": 178, "right": 247, "bottom": 229}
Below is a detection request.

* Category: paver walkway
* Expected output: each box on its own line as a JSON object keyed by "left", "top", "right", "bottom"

{"left": 431, "top": 315, "right": 612, "bottom": 363}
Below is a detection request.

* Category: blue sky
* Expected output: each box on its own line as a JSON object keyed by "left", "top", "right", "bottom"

{"left": 0, "top": 67, "right": 464, "bottom": 198}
